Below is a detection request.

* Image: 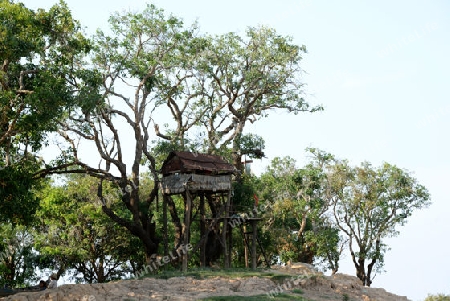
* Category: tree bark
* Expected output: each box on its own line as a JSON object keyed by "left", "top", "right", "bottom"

{"left": 166, "top": 195, "right": 183, "bottom": 248}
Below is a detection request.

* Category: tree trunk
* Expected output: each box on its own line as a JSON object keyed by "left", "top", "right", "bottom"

{"left": 204, "top": 194, "right": 222, "bottom": 265}
{"left": 366, "top": 258, "right": 376, "bottom": 287}
{"left": 365, "top": 238, "right": 381, "bottom": 287}
{"left": 349, "top": 237, "right": 371, "bottom": 286}
{"left": 101, "top": 202, "right": 158, "bottom": 266}
{"left": 4, "top": 259, "right": 15, "bottom": 286}
{"left": 232, "top": 151, "right": 243, "bottom": 181}
{"left": 166, "top": 195, "right": 183, "bottom": 248}
{"left": 352, "top": 254, "right": 371, "bottom": 286}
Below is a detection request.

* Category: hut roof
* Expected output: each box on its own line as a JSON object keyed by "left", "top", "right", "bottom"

{"left": 161, "top": 151, "right": 236, "bottom": 176}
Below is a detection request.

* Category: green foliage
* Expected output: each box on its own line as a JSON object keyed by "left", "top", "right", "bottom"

{"left": 0, "top": 224, "right": 38, "bottom": 287}
{"left": 0, "top": 0, "right": 96, "bottom": 224}
{"left": 199, "top": 26, "right": 318, "bottom": 115}
{"left": 329, "top": 158, "right": 431, "bottom": 285}
{"left": 424, "top": 294, "right": 450, "bottom": 301}
{"left": 232, "top": 174, "right": 259, "bottom": 209}
{"left": 0, "top": 0, "right": 93, "bottom": 150}
{"left": 0, "top": 0, "right": 41, "bottom": 60}
{"left": 0, "top": 158, "right": 41, "bottom": 225}
{"left": 236, "top": 134, "right": 265, "bottom": 159}
{"left": 33, "top": 175, "right": 143, "bottom": 283}
{"left": 292, "top": 288, "right": 304, "bottom": 294}
{"left": 257, "top": 153, "right": 341, "bottom": 270}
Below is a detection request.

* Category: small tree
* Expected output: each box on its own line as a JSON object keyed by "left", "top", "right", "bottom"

{"left": 34, "top": 175, "right": 143, "bottom": 283}
{"left": 330, "top": 161, "right": 430, "bottom": 286}
{"left": 0, "top": 225, "right": 37, "bottom": 287}
{"left": 258, "top": 154, "right": 340, "bottom": 269}
{"left": 424, "top": 294, "right": 450, "bottom": 301}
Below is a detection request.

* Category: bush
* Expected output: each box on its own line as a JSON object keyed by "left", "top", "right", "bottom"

{"left": 424, "top": 294, "right": 450, "bottom": 301}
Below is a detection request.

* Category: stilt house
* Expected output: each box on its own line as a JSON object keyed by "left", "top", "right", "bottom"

{"left": 160, "top": 151, "right": 236, "bottom": 271}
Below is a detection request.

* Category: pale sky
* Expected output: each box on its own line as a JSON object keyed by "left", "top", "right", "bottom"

{"left": 21, "top": 1, "right": 450, "bottom": 300}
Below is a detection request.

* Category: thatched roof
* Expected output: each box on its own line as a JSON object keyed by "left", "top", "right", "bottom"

{"left": 161, "top": 151, "right": 236, "bottom": 176}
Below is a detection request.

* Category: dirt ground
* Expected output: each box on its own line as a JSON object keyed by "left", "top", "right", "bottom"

{"left": 1, "top": 264, "right": 411, "bottom": 301}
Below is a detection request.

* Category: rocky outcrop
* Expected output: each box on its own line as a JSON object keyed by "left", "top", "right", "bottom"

{"left": 1, "top": 277, "right": 277, "bottom": 301}
{"left": 1, "top": 265, "right": 411, "bottom": 301}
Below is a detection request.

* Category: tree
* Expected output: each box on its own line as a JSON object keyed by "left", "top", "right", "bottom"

{"left": 0, "top": 0, "right": 93, "bottom": 223}
{"left": 330, "top": 161, "right": 430, "bottom": 286}
{"left": 41, "top": 4, "right": 200, "bottom": 264}
{"left": 158, "top": 24, "right": 325, "bottom": 259}
{"left": 34, "top": 175, "right": 143, "bottom": 283}
{"left": 194, "top": 26, "right": 322, "bottom": 171}
{"left": 43, "top": 3, "right": 322, "bottom": 268}
{"left": 152, "top": 25, "right": 322, "bottom": 172}
{"left": 257, "top": 154, "right": 341, "bottom": 271}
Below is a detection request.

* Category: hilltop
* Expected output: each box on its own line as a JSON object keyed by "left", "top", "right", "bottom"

{"left": 1, "top": 264, "right": 410, "bottom": 301}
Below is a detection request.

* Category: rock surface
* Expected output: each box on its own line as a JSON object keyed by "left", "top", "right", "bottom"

{"left": 1, "top": 265, "right": 411, "bottom": 301}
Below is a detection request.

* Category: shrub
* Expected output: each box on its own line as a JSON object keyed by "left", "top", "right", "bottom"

{"left": 424, "top": 294, "right": 450, "bottom": 301}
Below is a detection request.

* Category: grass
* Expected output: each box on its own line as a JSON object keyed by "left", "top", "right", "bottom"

{"left": 201, "top": 293, "right": 311, "bottom": 300}
{"left": 138, "top": 268, "right": 316, "bottom": 300}
{"left": 139, "top": 267, "right": 294, "bottom": 282}
{"left": 292, "top": 288, "right": 304, "bottom": 294}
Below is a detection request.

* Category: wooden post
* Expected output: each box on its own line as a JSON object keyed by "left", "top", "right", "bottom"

{"left": 183, "top": 190, "right": 192, "bottom": 272}
{"left": 227, "top": 190, "right": 233, "bottom": 267}
{"left": 163, "top": 194, "right": 168, "bottom": 271}
{"left": 228, "top": 222, "right": 232, "bottom": 268}
{"left": 222, "top": 192, "right": 231, "bottom": 268}
{"left": 200, "top": 193, "right": 206, "bottom": 268}
{"left": 251, "top": 219, "right": 257, "bottom": 270}
{"left": 244, "top": 224, "right": 249, "bottom": 268}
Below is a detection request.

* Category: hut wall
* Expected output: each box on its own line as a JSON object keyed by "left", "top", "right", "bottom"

{"left": 160, "top": 174, "right": 232, "bottom": 195}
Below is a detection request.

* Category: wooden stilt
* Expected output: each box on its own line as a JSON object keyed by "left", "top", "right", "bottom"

{"left": 227, "top": 190, "right": 233, "bottom": 267}
{"left": 183, "top": 190, "right": 192, "bottom": 272}
{"left": 251, "top": 219, "right": 257, "bottom": 270}
{"left": 200, "top": 193, "right": 206, "bottom": 268}
{"left": 243, "top": 224, "right": 249, "bottom": 268}
{"left": 163, "top": 194, "right": 168, "bottom": 270}
{"left": 222, "top": 192, "right": 231, "bottom": 268}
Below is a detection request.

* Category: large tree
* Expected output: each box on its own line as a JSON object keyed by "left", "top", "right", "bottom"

{"left": 151, "top": 25, "right": 322, "bottom": 262}
{"left": 198, "top": 27, "right": 322, "bottom": 171}
{"left": 42, "top": 3, "right": 323, "bottom": 267}
{"left": 329, "top": 161, "right": 430, "bottom": 286}
{"left": 42, "top": 4, "right": 200, "bottom": 263}
{"left": 156, "top": 26, "right": 323, "bottom": 169}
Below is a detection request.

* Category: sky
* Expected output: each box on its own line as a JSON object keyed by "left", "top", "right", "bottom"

{"left": 20, "top": 0, "right": 450, "bottom": 300}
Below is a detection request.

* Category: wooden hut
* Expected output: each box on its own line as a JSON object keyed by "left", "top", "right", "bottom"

{"left": 160, "top": 151, "right": 236, "bottom": 271}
